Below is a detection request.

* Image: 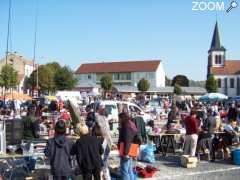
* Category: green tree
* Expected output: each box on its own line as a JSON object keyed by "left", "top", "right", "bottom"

{"left": 174, "top": 83, "right": 182, "bottom": 95}
{"left": 46, "top": 62, "right": 61, "bottom": 75}
{"left": 1, "top": 64, "right": 18, "bottom": 90}
{"left": 0, "top": 75, "right": 4, "bottom": 87}
{"left": 137, "top": 78, "right": 150, "bottom": 92}
{"left": 206, "top": 74, "right": 218, "bottom": 93}
{"left": 0, "top": 75, "right": 4, "bottom": 95}
{"left": 172, "top": 75, "right": 189, "bottom": 87}
{"left": 28, "top": 65, "right": 55, "bottom": 94}
{"left": 54, "top": 66, "right": 77, "bottom": 90}
{"left": 100, "top": 74, "right": 113, "bottom": 98}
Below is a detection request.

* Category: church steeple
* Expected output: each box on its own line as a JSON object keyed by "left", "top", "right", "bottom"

{"left": 209, "top": 21, "right": 226, "bottom": 52}
{"left": 207, "top": 21, "right": 226, "bottom": 77}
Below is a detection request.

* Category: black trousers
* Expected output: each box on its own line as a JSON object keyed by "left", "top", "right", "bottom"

{"left": 82, "top": 168, "right": 101, "bottom": 180}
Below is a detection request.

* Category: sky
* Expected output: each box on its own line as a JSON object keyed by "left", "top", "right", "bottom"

{"left": 0, "top": 0, "right": 239, "bottom": 81}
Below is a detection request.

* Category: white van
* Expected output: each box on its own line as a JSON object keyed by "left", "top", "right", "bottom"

{"left": 117, "top": 101, "right": 152, "bottom": 123}
{"left": 56, "top": 91, "right": 82, "bottom": 106}
{"left": 99, "top": 100, "right": 152, "bottom": 123}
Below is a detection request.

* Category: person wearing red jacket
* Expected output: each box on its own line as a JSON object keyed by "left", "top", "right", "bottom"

{"left": 184, "top": 109, "right": 199, "bottom": 157}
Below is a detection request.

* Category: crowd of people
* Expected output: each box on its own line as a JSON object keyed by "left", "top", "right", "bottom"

{"left": 167, "top": 100, "right": 240, "bottom": 162}
{"left": 40, "top": 97, "right": 240, "bottom": 180}
{"left": 2, "top": 95, "right": 240, "bottom": 180}
{"left": 44, "top": 102, "right": 140, "bottom": 180}
{"left": 21, "top": 99, "right": 72, "bottom": 140}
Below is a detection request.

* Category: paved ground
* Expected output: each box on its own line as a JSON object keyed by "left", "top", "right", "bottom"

{"left": 144, "top": 155, "right": 240, "bottom": 180}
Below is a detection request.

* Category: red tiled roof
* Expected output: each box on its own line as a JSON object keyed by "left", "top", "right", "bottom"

{"left": 75, "top": 60, "right": 161, "bottom": 74}
{"left": 211, "top": 60, "right": 240, "bottom": 75}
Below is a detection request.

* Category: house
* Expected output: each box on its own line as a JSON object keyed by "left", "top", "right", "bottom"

{"left": 207, "top": 21, "right": 240, "bottom": 97}
{"left": 75, "top": 60, "right": 165, "bottom": 92}
{"left": 0, "top": 53, "right": 35, "bottom": 93}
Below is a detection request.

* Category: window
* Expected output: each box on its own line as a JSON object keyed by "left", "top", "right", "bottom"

{"left": 215, "top": 55, "right": 222, "bottom": 64}
{"left": 215, "top": 55, "right": 218, "bottom": 64}
{"left": 219, "top": 56, "right": 222, "bottom": 64}
{"left": 88, "top": 74, "right": 91, "bottom": 79}
{"left": 114, "top": 73, "right": 131, "bottom": 80}
{"left": 9, "top": 59, "right": 14, "bottom": 65}
{"left": 147, "top": 72, "right": 154, "bottom": 79}
{"left": 114, "top": 73, "right": 120, "bottom": 80}
{"left": 126, "top": 73, "right": 131, "bottom": 80}
{"left": 217, "top": 79, "right": 221, "bottom": 88}
{"left": 230, "top": 78, "right": 235, "bottom": 88}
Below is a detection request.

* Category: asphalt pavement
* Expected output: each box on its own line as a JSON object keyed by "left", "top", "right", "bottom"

{"left": 146, "top": 155, "right": 240, "bottom": 180}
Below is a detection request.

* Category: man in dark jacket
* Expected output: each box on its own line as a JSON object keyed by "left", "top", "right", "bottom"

{"left": 44, "top": 120, "right": 74, "bottom": 180}
{"left": 75, "top": 125, "right": 103, "bottom": 180}
{"left": 228, "top": 103, "right": 237, "bottom": 121}
{"left": 23, "top": 108, "right": 37, "bottom": 140}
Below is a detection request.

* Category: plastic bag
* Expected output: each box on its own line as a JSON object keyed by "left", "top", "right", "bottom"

{"left": 138, "top": 144, "right": 156, "bottom": 163}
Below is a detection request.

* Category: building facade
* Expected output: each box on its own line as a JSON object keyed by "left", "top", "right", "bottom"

{"left": 0, "top": 53, "right": 35, "bottom": 93}
{"left": 207, "top": 22, "right": 240, "bottom": 97}
{"left": 75, "top": 60, "right": 165, "bottom": 92}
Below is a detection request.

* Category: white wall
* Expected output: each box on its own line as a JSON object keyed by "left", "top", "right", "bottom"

{"left": 156, "top": 63, "right": 165, "bottom": 87}
{"left": 76, "top": 73, "right": 96, "bottom": 86}
{"left": 132, "top": 72, "right": 156, "bottom": 87}
{"left": 24, "top": 64, "right": 34, "bottom": 77}
{"left": 215, "top": 75, "right": 238, "bottom": 97}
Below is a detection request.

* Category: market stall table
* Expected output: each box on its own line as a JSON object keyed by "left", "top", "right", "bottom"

{"left": 149, "top": 133, "right": 183, "bottom": 156}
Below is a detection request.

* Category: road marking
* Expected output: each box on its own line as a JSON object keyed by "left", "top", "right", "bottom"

{"left": 148, "top": 166, "right": 240, "bottom": 180}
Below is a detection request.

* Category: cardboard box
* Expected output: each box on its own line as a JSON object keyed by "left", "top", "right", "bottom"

{"left": 181, "top": 155, "right": 198, "bottom": 168}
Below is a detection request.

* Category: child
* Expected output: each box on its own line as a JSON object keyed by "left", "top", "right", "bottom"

{"left": 44, "top": 120, "right": 74, "bottom": 180}
{"left": 75, "top": 125, "right": 103, "bottom": 180}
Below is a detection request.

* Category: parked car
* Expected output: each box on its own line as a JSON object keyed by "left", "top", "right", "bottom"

{"left": 89, "top": 100, "right": 152, "bottom": 123}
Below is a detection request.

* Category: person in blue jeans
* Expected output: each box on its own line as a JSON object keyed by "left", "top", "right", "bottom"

{"left": 118, "top": 112, "right": 138, "bottom": 180}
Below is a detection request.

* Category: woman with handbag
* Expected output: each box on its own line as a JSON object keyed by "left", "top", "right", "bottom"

{"left": 118, "top": 112, "right": 138, "bottom": 180}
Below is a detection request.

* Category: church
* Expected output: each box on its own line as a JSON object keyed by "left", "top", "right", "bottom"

{"left": 207, "top": 21, "right": 240, "bottom": 97}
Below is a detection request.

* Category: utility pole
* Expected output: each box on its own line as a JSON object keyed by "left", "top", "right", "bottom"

{"left": 5, "top": 0, "right": 12, "bottom": 65}
{"left": 33, "top": 0, "right": 39, "bottom": 97}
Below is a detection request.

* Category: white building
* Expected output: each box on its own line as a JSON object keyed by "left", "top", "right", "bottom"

{"left": 75, "top": 60, "right": 165, "bottom": 92}
{"left": 207, "top": 22, "right": 240, "bottom": 97}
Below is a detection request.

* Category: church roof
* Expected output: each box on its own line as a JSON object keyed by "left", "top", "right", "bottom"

{"left": 210, "top": 60, "right": 240, "bottom": 75}
{"left": 209, "top": 21, "right": 226, "bottom": 52}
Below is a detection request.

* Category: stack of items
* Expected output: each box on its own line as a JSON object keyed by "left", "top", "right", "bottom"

{"left": 181, "top": 155, "right": 198, "bottom": 168}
